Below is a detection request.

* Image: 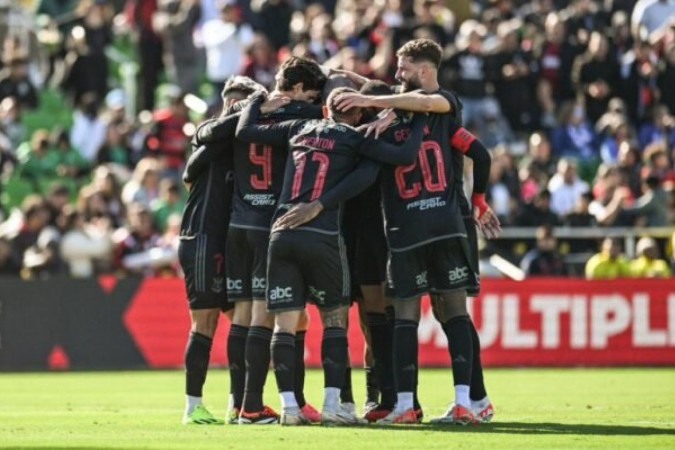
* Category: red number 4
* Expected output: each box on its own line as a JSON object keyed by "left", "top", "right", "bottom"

{"left": 249, "top": 144, "right": 273, "bottom": 190}
{"left": 394, "top": 141, "right": 447, "bottom": 199}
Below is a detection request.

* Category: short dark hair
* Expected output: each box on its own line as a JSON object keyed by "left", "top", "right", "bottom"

{"left": 326, "top": 87, "right": 359, "bottom": 118}
{"left": 321, "top": 75, "right": 356, "bottom": 103}
{"left": 221, "top": 75, "right": 266, "bottom": 99}
{"left": 277, "top": 56, "right": 327, "bottom": 92}
{"left": 396, "top": 38, "right": 443, "bottom": 68}
{"left": 360, "top": 80, "right": 393, "bottom": 96}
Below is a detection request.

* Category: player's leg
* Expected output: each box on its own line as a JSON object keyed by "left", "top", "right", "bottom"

{"left": 294, "top": 310, "right": 322, "bottom": 422}
{"left": 428, "top": 238, "right": 479, "bottom": 425}
{"left": 239, "top": 230, "right": 280, "bottom": 424}
{"left": 377, "top": 248, "right": 426, "bottom": 424}
{"left": 178, "top": 236, "right": 226, "bottom": 425}
{"left": 225, "top": 228, "right": 252, "bottom": 419}
{"left": 267, "top": 232, "right": 308, "bottom": 425}
{"left": 358, "top": 306, "right": 380, "bottom": 409}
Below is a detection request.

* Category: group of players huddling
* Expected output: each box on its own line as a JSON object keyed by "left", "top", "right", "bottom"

{"left": 179, "top": 38, "right": 502, "bottom": 427}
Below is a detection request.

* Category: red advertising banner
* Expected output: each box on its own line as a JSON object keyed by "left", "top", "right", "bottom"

{"left": 122, "top": 278, "right": 675, "bottom": 368}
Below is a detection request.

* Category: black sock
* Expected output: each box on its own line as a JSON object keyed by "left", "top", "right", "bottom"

{"left": 441, "top": 316, "right": 473, "bottom": 387}
{"left": 294, "top": 331, "right": 307, "bottom": 408}
{"left": 393, "top": 319, "right": 418, "bottom": 394}
{"left": 323, "top": 327, "right": 349, "bottom": 390}
{"left": 469, "top": 321, "right": 488, "bottom": 401}
{"left": 185, "top": 332, "right": 212, "bottom": 397}
{"left": 242, "top": 326, "right": 272, "bottom": 412}
{"left": 272, "top": 332, "right": 296, "bottom": 394}
{"left": 385, "top": 305, "right": 395, "bottom": 326}
{"left": 227, "top": 324, "right": 248, "bottom": 409}
{"left": 365, "top": 366, "right": 380, "bottom": 404}
{"left": 366, "top": 312, "right": 394, "bottom": 408}
{"left": 340, "top": 366, "right": 354, "bottom": 403}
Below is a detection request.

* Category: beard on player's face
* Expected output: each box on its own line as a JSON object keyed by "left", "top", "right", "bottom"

{"left": 398, "top": 73, "right": 422, "bottom": 92}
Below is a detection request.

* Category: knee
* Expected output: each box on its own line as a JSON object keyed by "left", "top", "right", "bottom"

{"left": 191, "top": 310, "right": 220, "bottom": 337}
{"left": 394, "top": 299, "right": 421, "bottom": 322}
{"left": 232, "top": 302, "right": 252, "bottom": 326}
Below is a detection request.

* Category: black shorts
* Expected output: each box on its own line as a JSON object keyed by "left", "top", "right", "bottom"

{"left": 464, "top": 216, "right": 481, "bottom": 297}
{"left": 387, "top": 237, "right": 476, "bottom": 300}
{"left": 354, "top": 208, "right": 387, "bottom": 286}
{"left": 226, "top": 227, "right": 269, "bottom": 301}
{"left": 267, "top": 230, "right": 350, "bottom": 312}
{"left": 178, "top": 234, "right": 231, "bottom": 311}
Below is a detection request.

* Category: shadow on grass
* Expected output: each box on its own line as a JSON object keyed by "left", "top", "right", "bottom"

{"left": 363, "top": 422, "right": 675, "bottom": 436}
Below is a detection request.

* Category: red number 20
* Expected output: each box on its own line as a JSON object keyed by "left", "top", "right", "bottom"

{"left": 394, "top": 141, "right": 447, "bottom": 199}
{"left": 291, "top": 152, "right": 330, "bottom": 201}
{"left": 249, "top": 144, "right": 273, "bottom": 190}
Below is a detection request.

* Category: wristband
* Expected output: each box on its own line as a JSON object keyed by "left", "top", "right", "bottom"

{"left": 472, "top": 193, "right": 489, "bottom": 218}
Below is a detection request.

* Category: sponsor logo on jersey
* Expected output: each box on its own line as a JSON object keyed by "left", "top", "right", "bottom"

{"left": 416, "top": 271, "right": 428, "bottom": 287}
{"left": 252, "top": 277, "right": 266, "bottom": 291}
{"left": 269, "top": 286, "right": 293, "bottom": 302}
{"left": 243, "top": 193, "right": 276, "bottom": 206}
{"left": 309, "top": 285, "right": 326, "bottom": 304}
{"left": 227, "top": 278, "right": 243, "bottom": 292}
{"left": 448, "top": 267, "right": 469, "bottom": 283}
{"left": 406, "top": 197, "right": 447, "bottom": 211}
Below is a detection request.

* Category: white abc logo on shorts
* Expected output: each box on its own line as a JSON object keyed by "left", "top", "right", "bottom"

{"left": 252, "top": 277, "right": 266, "bottom": 290}
{"left": 416, "top": 271, "right": 428, "bottom": 287}
{"left": 227, "top": 279, "right": 243, "bottom": 291}
{"left": 448, "top": 267, "right": 469, "bottom": 282}
{"left": 269, "top": 286, "right": 293, "bottom": 301}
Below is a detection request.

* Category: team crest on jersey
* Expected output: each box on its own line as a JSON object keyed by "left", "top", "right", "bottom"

{"left": 212, "top": 276, "right": 224, "bottom": 293}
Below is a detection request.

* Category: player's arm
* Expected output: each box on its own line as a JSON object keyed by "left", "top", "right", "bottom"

{"left": 359, "top": 113, "right": 426, "bottom": 165}
{"left": 335, "top": 91, "right": 451, "bottom": 114}
{"left": 450, "top": 127, "right": 501, "bottom": 239}
{"left": 182, "top": 144, "right": 214, "bottom": 184}
{"left": 196, "top": 113, "right": 238, "bottom": 144}
{"left": 235, "top": 93, "right": 295, "bottom": 146}
{"left": 273, "top": 159, "right": 381, "bottom": 231}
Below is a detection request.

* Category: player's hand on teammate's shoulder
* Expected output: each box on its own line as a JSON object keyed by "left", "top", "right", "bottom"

{"left": 334, "top": 92, "right": 372, "bottom": 112}
{"left": 260, "top": 93, "right": 291, "bottom": 114}
{"left": 272, "top": 201, "right": 324, "bottom": 232}
{"left": 357, "top": 109, "right": 396, "bottom": 139}
{"left": 472, "top": 194, "right": 501, "bottom": 240}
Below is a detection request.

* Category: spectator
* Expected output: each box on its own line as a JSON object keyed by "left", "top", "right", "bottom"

{"left": 202, "top": 1, "right": 255, "bottom": 95}
{"left": 548, "top": 158, "right": 590, "bottom": 217}
{"left": 624, "top": 175, "right": 670, "bottom": 226}
{"left": 572, "top": 31, "right": 619, "bottom": 124}
{"left": 121, "top": 157, "right": 161, "bottom": 208}
{"left": 599, "top": 118, "right": 633, "bottom": 165}
{"left": 0, "top": 236, "right": 19, "bottom": 275}
{"left": 638, "top": 104, "right": 675, "bottom": 150}
{"left": 520, "top": 225, "right": 567, "bottom": 276}
{"left": 659, "top": 43, "right": 675, "bottom": 114}
{"left": 631, "top": 0, "right": 675, "bottom": 40}
{"left": 515, "top": 189, "right": 560, "bottom": 227}
{"left": 563, "top": 191, "right": 598, "bottom": 253}
{"left": 0, "top": 53, "right": 38, "bottom": 110}
{"left": 254, "top": 0, "right": 294, "bottom": 51}
{"left": 51, "top": 128, "right": 90, "bottom": 179}
{"left": 241, "top": 34, "right": 279, "bottom": 90}
{"left": 156, "top": 0, "right": 202, "bottom": 95}
{"left": 551, "top": 100, "right": 598, "bottom": 162}
{"left": 618, "top": 40, "right": 659, "bottom": 124}
{"left": 0, "top": 96, "right": 25, "bottom": 151}
{"left": 97, "top": 124, "right": 134, "bottom": 169}
{"left": 642, "top": 142, "right": 675, "bottom": 183}
{"left": 112, "top": 202, "right": 175, "bottom": 276}
{"left": 70, "top": 92, "right": 108, "bottom": 163}
{"left": 630, "top": 236, "right": 671, "bottom": 277}
{"left": 2, "top": 196, "right": 51, "bottom": 278}
{"left": 151, "top": 178, "right": 185, "bottom": 232}
{"left": 60, "top": 205, "right": 113, "bottom": 278}
{"left": 144, "top": 88, "right": 189, "bottom": 177}
{"left": 585, "top": 237, "right": 631, "bottom": 279}
{"left": 15, "top": 129, "right": 58, "bottom": 180}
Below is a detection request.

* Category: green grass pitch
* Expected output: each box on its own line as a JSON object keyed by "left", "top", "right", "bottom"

{"left": 1, "top": 369, "right": 674, "bottom": 449}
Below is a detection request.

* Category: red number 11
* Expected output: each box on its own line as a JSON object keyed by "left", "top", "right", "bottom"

{"left": 291, "top": 152, "right": 330, "bottom": 200}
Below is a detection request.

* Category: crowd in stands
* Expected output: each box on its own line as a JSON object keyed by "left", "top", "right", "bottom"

{"left": 0, "top": 0, "right": 674, "bottom": 279}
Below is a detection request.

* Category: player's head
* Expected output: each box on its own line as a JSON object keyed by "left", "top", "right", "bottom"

{"left": 321, "top": 75, "right": 357, "bottom": 104}
{"left": 359, "top": 80, "right": 393, "bottom": 122}
{"left": 325, "top": 87, "right": 362, "bottom": 126}
{"left": 275, "top": 56, "right": 327, "bottom": 103}
{"left": 395, "top": 38, "right": 442, "bottom": 92}
{"left": 221, "top": 75, "right": 267, "bottom": 113}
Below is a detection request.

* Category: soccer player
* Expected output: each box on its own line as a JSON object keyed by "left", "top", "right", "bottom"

{"left": 335, "top": 38, "right": 500, "bottom": 425}
{"left": 236, "top": 87, "right": 426, "bottom": 425}
{"left": 178, "top": 76, "right": 264, "bottom": 425}
{"left": 227, "top": 57, "right": 327, "bottom": 425}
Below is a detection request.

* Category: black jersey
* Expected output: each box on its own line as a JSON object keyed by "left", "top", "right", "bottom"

{"left": 180, "top": 115, "right": 237, "bottom": 237}
{"left": 230, "top": 101, "right": 322, "bottom": 230}
{"left": 378, "top": 89, "right": 466, "bottom": 252}
{"left": 236, "top": 94, "right": 426, "bottom": 235}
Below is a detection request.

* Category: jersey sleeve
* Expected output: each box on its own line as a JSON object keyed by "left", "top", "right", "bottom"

{"left": 196, "top": 114, "right": 239, "bottom": 144}
{"left": 318, "top": 159, "right": 381, "bottom": 210}
{"left": 236, "top": 94, "right": 297, "bottom": 147}
{"left": 358, "top": 113, "right": 426, "bottom": 165}
{"left": 183, "top": 144, "right": 223, "bottom": 183}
